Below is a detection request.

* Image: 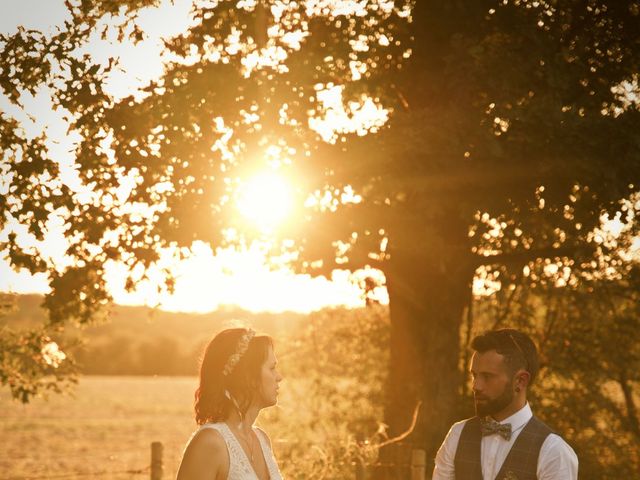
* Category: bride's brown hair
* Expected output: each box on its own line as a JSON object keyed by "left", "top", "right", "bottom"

{"left": 194, "top": 328, "right": 273, "bottom": 425}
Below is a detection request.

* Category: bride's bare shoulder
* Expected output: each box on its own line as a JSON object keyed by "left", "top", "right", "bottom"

{"left": 191, "top": 427, "right": 227, "bottom": 449}
{"left": 177, "top": 428, "right": 228, "bottom": 480}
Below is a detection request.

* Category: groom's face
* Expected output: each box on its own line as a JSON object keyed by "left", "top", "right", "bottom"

{"left": 470, "top": 350, "right": 515, "bottom": 418}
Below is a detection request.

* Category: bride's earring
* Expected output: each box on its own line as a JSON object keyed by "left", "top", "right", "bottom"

{"left": 225, "top": 389, "right": 244, "bottom": 426}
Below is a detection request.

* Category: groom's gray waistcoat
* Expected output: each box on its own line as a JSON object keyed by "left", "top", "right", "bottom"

{"left": 453, "top": 415, "right": 553, "bottom": 480}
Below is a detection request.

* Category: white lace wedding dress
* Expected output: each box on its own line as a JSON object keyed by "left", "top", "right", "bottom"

{"left": 198, "top": 422, "right": 283, "bottom": 480}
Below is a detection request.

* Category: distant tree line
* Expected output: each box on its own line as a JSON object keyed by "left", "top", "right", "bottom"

{"left": 1, "top": 294, "right": 305, "bottom": 382}
{"left": 73, "top": 334, "right": 203, "bottom": 376}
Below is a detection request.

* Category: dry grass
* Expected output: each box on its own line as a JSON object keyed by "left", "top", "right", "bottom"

{"left": 0, "top": 375, "right": 346, "bottom": 480}
{"left": 1, "top": 376, "right": 198, "bottom": 480}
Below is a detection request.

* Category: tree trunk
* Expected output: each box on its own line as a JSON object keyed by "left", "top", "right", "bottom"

{"left": 383, "top": 212, "right": 475, "bottom": 465}
{"left": 378, "top": 0, "right": 501, "bottom": 468}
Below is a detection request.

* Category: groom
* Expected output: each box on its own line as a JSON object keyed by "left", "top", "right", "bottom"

{"left": 432, "top": 328, "right": 578, "bottom": 479}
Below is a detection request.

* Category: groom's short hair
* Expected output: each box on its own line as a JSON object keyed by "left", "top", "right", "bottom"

{"left": 471, "top": 329, "right": 540, "bottom": 385}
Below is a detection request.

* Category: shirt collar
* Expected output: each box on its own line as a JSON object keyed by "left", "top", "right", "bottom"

{"left": 499, "top": 402, "right": 532, "bottom": 429}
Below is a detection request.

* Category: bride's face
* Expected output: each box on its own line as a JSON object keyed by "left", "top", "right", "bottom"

{"left": 258, "top": 345, "right": 282, "bottom": 407}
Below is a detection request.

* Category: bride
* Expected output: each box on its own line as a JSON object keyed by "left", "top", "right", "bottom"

{"left": 177, "top": 328, "right": 284, "bottom": 480}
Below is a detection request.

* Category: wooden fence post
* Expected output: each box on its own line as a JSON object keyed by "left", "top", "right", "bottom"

{"left": 411, "top": 449, "right": 426, "bottom": 480}
{"left": 151, "top": 441, "right": 163, "bottom": 480}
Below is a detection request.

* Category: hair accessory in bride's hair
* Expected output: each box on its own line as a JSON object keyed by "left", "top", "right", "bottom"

{"left": 222, "top": 329, "right": 255, "bottom": 376}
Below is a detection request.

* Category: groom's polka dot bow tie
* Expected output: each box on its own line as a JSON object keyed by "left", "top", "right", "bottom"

{"left": 480, "top": 419, "right": 512, "bottom": 440}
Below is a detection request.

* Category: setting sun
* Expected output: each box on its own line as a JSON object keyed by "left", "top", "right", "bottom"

{"left": 236, "top": 172, "right": 294, "bottom": 233}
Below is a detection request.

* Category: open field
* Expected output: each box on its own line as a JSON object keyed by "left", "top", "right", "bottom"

{"left": 1, "top": 305, "right": 389, "bottom": 480}
{"left": 1, "top": 376, "right": 199, "bottom": 480}
{"left": 0, "top": 374, "right": 341, "bottom": 480}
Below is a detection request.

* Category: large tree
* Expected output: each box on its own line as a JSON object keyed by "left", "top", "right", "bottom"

{"left": 363, "top": 0, "right": 640, "bottom": 457}
{"left": 2, "top": 0, "right": 640, "bottom": 462}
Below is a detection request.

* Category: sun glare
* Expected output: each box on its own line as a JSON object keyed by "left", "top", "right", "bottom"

{"left": 236, "top": 172, "right": 294, "bottom": 232}
{"left": 0, "top": 0, "right": 391, "bottom": 314}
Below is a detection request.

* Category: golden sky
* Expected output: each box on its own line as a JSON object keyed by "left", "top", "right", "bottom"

{"left": 0, "top": 0, "right": 390, "bottom": 313}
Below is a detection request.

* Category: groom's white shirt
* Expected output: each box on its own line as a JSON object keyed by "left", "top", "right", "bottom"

{"left": 432, "top": 403, "right": 578, "bottom": 480}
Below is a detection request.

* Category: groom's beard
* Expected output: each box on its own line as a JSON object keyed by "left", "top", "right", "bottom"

{"left": 474, "top": 381, "right": 514, "bottom": 417}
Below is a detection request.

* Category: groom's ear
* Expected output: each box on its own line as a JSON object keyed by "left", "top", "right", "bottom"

{"left": 516, "top": 369, "right": 531, "bottom": 390}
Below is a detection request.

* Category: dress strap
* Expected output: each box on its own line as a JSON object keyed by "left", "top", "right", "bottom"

{"left": 254, "top": 427, "right": 283, "bottom": 480}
